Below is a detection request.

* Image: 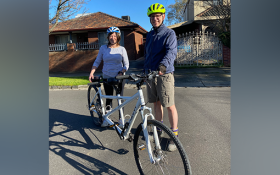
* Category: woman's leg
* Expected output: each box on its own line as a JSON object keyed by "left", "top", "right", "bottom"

{"left": 103, "top": 83, "right": 113, "bottom": 110}
{"left": 117, "top": 79, "right": 126, "bottom": 119}
{"left": 103, "top": 74, "right": 114, "bottom": 110}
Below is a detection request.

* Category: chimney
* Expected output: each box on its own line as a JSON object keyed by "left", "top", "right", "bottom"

{"left": 121, "top": 16, "right": 130, "bottom": 21}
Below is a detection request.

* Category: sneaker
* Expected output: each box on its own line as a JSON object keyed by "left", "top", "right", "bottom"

{"left": 105, "top": 105, "right": 112, "bottom": 114}
{"left": 168, "top": 139, "right": 177, "bottom": 152}
{"left": 105, "top": 109, "right": 111, "bottom": 114}
{"left": 118, "top": 119, "right": 125, "bottom": 128}
{"left": 148, "top": 130, "right": 164, "bottom": 142}
{"left": 101, "top": 120, "right": 109, "bottom": 127}
{"left": 157, "top": 130, "right": 164, "bottom": 138}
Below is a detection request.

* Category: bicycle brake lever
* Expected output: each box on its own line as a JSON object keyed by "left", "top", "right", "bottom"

{"left": 130, "top": 74, "right": 139, "bottom": 81}
{"left": 148, "top": 71, "right": 158, "bottom": 80}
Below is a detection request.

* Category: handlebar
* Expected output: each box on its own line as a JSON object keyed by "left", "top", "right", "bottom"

{"left": 116, "top": 71, "right": 159, "bottom": 81}
{"left": 88, "top": 76, "right": 121, "bottom": 86}
{"left": 88, "top": 71, "right": 159, "bottom": 86}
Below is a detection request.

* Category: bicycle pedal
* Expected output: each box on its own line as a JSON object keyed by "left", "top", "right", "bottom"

{"left": 127, "top": 133, "right": 133, "bottom": 142}
{"left": 138, "top": 144, "right": 145, "bottom": 150}
{"left": 109, "top": 124, "right": 116, "bottom": 128}
{"left": 89, "top": 105, "right": 95, "bottom": 111}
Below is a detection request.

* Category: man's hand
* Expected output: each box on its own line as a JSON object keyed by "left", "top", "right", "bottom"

{"left": 158, "top": 71, "right": 164, "bottom": 76}
{"left": 157, "top": 64, "right": 166, "bottom": 75}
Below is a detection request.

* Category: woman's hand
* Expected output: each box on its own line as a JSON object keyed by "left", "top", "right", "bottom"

{"left": 89, "top": 67, "right": 97, "bottom": 82}
{"left": 89, "top": 73, "right": 94, "bottom": 82}
{"left": 117, "top": 72, "right": 123, "bottom": 76}
{"left": 117, "top": 69, "right": 126, "bottom": 76}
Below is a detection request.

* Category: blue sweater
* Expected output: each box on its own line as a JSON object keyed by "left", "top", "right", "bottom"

{"left": 144, "top": 24, "right": 177, "bottom": 74}
{"left": 93, "top": 45, "right": 129, "bottom": 77}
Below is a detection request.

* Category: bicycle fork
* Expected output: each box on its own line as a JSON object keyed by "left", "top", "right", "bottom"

{"left": 140, "top": 106, "right": 162, "bottom": 164}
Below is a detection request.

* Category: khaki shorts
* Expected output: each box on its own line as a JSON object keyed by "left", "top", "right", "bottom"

{"left": 146, "top": 73, "right": 175, "bottom": 107}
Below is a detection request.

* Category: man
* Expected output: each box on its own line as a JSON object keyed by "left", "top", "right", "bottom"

{"left": 144, "top": 3, "right": 178, "bottom": 151}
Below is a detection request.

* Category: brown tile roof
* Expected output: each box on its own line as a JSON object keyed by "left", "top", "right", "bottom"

{"left": 49, "top": 12, "right": 143, "bottom": 32}
{"left": 196, "top": 5, "right": 230, "bottom": 17}
{"left": 167, "top": 20, "right": 193, "bottom": 29}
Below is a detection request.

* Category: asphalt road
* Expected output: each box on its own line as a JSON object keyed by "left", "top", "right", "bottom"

{"left": 49, "top": 87, "right": 230, "bottom": 175}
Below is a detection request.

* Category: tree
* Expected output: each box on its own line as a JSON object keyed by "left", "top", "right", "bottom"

{"left": 198, "top": 0, "right": 231, "bottom": 47}
{"left": 165, "top": 0, "right": 188, "bottom": 26}
{"left": 49, "top": 0, "right": 90, "bottom": 34}
{"left": 199, "top": 0, "right": 231, "bottom": 33}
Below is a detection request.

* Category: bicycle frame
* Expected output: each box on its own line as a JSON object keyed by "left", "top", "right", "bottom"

{"left": 90, "top": 85, "right": 161, "bottom": 164}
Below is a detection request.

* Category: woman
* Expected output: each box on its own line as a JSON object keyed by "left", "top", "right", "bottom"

{"left": 89, "top": 26, "right": 129, "bottom": 118}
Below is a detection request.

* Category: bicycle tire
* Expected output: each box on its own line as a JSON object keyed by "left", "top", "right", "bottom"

{"left": 87, "top": 85, "right": 103, "bottom": 126}
{"left": 133, "top": 119, "right": 192, "bottom": 175}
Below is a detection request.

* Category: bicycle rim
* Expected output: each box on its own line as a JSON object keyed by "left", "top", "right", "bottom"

{"left": 133, "top": 120, "right": 192, "bottom": 175}
{"left": 87, "top": 85, "right": 103, "bottom": 126}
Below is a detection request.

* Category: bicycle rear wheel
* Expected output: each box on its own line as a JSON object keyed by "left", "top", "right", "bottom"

{"left": 87, "top": 85, "right": 103, "bottom": 126}
{"left": 133, "top": 119, "right": 192, "bottom": 175}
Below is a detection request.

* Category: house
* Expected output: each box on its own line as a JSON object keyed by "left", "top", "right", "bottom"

{"left": 167, "top": 0, "right": 230, "bottom": 35}
{"left": 49, "top": 12, "right": 147, "bottom": 73}
{"left": 167, "top": 0, "right": 231, "bottom": 67}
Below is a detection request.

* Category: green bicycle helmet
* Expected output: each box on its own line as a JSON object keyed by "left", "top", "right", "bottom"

{"left": 147, "top": 3, "right": 166, "bottom": 17}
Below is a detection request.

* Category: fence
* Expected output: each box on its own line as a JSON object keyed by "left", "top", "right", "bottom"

{"left": 49, "top": 42, "right": 100, "bottom": 52}
{"left": 75, "top": 42, "right": 100, "bottom": 50}
{"left": 49, "top": 43, "right": 67, "bottom": 52}
{"left": 176, "top": 31, "right": 223, "bottom": 67}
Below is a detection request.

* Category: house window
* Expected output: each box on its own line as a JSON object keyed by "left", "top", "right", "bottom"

{"left": 98, "top": 31, "right": 124, "bottom": 46}
{"left": 213, "top": 0, "right": 222, "bottom": 5}
{"left": 203, "top": 0, "right": 222, "bottom": 6}
{"left": 72, "top": 34, "right": 77, "bottom": 43}
{"left": 54, "top": 34, "right": 78, "bottom": 44}
{"left": 98, "top": 32, "right": 108, "bottom": 45}
{"left": 55, "top": 35, "right": 69, "bottom": 44}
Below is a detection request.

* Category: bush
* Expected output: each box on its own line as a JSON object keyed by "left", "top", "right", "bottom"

{"left": 218, "top": 31, "right": 230, "bottom": 48}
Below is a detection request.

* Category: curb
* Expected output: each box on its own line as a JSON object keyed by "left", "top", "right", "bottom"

{"left": 49, "top": 84, "right": 230, "bottom": 90}
{"left": 49, "top": 84, "right": 146, "bottom": 90}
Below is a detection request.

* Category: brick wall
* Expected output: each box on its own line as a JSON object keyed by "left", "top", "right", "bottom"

{"left": 124, "top": 30, "right": 137, "bottom": 60}
{"left": 77, "top": 33, "right": 88, "bottom": 43}
{"left": 49, "top": 30, "right": 146, "bottom": 73}
{"left": 49, "top": 35, "right": 55, "bottom": 44}
{"left": 88, "top": 31, "right": 99, "bottom": 43}
{"left": 49, "top": 43, "right": 102, "bottom": 73}
{"left": 223, "top": 45, "right": 231, "bottom": 67}
{"left": 134, "top": 32, "right": 144, "bottom": 60}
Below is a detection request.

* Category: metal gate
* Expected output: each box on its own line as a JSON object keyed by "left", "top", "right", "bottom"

{"left": 176, "top": 31, "right": 223, "bottom": 66}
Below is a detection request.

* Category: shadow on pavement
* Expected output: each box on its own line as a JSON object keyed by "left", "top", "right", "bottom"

{"left": 49, "top": 108, "right": 132, "bottom": 174}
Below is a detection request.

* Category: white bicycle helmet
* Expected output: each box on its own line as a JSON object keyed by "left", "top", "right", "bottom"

{"left": 107, "top": 26, "right": 121, "bottom": 36}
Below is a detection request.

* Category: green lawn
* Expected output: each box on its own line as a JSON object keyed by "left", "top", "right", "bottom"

{"left": 49, "top": 76, "right": 89, "bottom": 86}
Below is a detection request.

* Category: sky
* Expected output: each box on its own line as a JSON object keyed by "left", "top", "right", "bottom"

{"left": 49, "top": 0, "right": 176, "bottom": 32}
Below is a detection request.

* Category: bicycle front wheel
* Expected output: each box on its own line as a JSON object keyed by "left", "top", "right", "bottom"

{"left": 133, "top": 120, "right": 192, "bottom": 175}
{"left": 87, "top": 85, "right": 103, "bottom": 126}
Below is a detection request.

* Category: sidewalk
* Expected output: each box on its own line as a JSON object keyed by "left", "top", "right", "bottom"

{"left": 49, "top": 59, "right": 230, "bottom": 89}
{"left": 49, "top": 68, "right": 230, "bottom": 90}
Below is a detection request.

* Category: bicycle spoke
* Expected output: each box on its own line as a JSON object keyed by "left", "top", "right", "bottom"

{"left": 87, "top": 73, "right": 191, "bottom": 175}
{"left": 133, "top": 120, "right": 191, "bottom": 175}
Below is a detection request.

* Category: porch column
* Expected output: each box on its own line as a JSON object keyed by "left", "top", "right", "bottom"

{"left": 201, "top": 23, "right": 208, "bottom": 33}
{"left": 69, "top": 32, "right": 72, "bottom": 43}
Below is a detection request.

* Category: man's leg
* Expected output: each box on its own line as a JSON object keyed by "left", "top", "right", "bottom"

{"left": 167, "top": 104, "right": 179, "bottom": 151}
{"left": 166, "top": 104, "right": 178, "bottom": 130}
{"left": 154, "top": 101, "right": 163, "bottom": 122}
{"left": 157, "top": 73, "right": 178, "bottom": 151}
